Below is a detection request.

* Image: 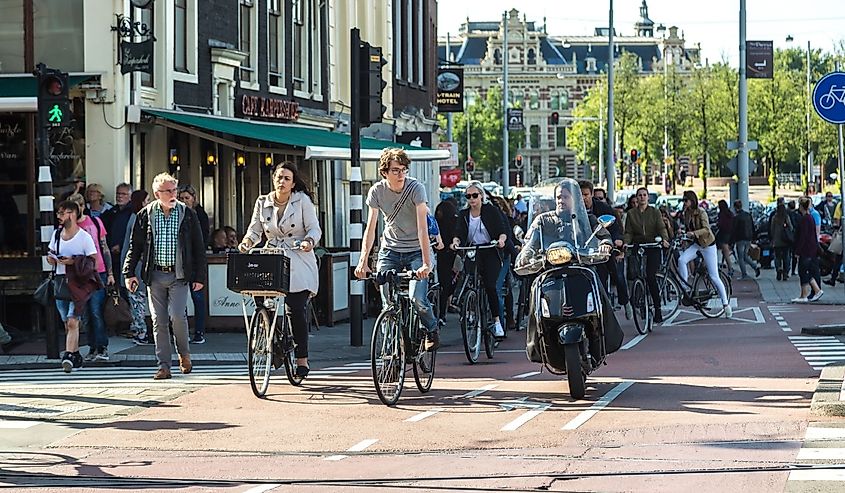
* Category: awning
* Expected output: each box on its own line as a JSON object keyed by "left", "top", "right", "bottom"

{"left": 143, "top": 108, "right": 450, "bottom": 161}
{"left": 0, "top": 74, "right": 101, "bottom": 112}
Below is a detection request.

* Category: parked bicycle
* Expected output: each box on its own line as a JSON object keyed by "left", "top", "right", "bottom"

{"left": 227, "top": 242, "right": 306, "bottom": 398}
{"left": 453, "top": 242, "right": 499, "bottom": 364}
{"left": 368, "top": 270, "right": 440, "bottom": 406}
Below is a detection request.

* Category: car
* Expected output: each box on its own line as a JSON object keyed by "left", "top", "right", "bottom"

{"left": 656, "top": 194, "right": 683, "bottom": 211}
{"left": 613, "top": 189, "right": 660, "bottom": 208}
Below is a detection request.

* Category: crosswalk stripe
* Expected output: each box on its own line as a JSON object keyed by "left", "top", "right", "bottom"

{"left": 797, "top": 448, "right": 845, "bottom": 460}
{"left": 788, "top": 469, "right": 845, "bottom": 481}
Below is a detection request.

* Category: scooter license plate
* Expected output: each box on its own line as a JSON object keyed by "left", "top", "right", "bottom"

{"left": 762, "top": 249, "right": 769, "bottom": 256}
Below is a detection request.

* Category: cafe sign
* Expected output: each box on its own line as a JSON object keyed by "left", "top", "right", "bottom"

{"left": 238, "top": 94, "right": 300, "bottom": 122}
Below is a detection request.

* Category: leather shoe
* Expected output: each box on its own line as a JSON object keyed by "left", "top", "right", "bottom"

{"left": 153, "top": 367, "right": 172, "bottom": 380}
{"left": 179, "top": 354, "right": 192, "bottom": 374}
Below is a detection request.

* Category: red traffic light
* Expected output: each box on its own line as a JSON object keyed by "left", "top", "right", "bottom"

{"left": 41, "top": 76, "right": 64, "bottom": 96}
{"left": 465, "top": 160, "right": 475, "bottom": 173}
{"left": 630, "top": 149, "right": 638, "bottom": 162}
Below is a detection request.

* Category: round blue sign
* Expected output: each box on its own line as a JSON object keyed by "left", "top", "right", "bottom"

{"left": 813, "top": 72, "right": 845, "bottom": 124}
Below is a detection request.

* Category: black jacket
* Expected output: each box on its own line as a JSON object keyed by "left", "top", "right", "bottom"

{"left": 454, "top": 203, "right": 509, "bottom": 247}
{"left": 732, "top": 210, "right": 754, "bottom": 242}
{"left": 586, "top": 198, "right": 622, "bottom": 243}
{"left": 101, "top": 204, "right": 133, "bottom": 249}
{"left": 123, "top": 202, "right": 208, "bottom": 285}
{"left": 194, "top": 204, "right": 211, "bottom": 246}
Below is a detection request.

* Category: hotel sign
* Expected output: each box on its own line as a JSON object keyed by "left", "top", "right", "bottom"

{"left": 238, "top": 94, "right": 300, "bottom": 122}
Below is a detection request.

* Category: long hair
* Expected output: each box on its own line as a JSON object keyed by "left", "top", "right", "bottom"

{"left": 464, "top": 180, "right": 489, "bottom": 206}
{"left": 272, "top": 161, "right": 313, "bottom": 199}
{"left": 683, "top": 190, "right": 700, "bottom": 211}
{"left": 130, "top": 190, "right": 149, "bottom": 214}
{"left": 435, "top": 198, "right": 459, "bottom": 241}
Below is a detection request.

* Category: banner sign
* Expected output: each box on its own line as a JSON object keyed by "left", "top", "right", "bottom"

{"left": 440, "top": 168, "right": 462, "bottom": 188}
{"left": 396, "top": 132, "right": 432, "bottom": 149}
{"left": 436, "top": 67, "right": 464, "bottom": 113}
{"left": 437, "top": 142, "right": 458, "bottom": 168}
{"left": 746, "top": 41, "right": 773, "bottom": 79}
{"left": 237, "top": 94, "right": 300, "bottom": 122}
{"left": 119, "top": 39, "right": 153, "bottom": 74}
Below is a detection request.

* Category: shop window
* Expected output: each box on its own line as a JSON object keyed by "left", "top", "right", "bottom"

{"left": 0, "top": 114, "right": 28, "bottom": 255}
{"left": 34, "top": 0, "right": 84, "bottom": 71}
{"left": 0, "top": 0, "right": 25, "bottom": 73}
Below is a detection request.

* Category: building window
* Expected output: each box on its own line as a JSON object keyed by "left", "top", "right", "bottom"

{"left": 393, "top": 1, "right": 402, "bottom": 80}
{"left": 415, "top": 0, "right": 423, "bottom": 85}
{"left": 292, "top": 0, "right": 322, "bottom": 95}
{"left": 527, "top": 48, "right": 536, "bottom": 65}
{"left": 556, "top": 127, "right": 566, "bottom": 148}
{"left": 34, "top": 0, "right": 84, "bottom": 71}
{"left": 174, "top": 0, "right": 187, "bottom": 72}
{"left": 239, "top": 0, "right": 255, "bottom": 84}
{"left": 405, "top": 0, "right": 412, "bottom": 82}
{"left": 139, "top": 6, "right": 154, "bottom": 87}
{"left": 530, "top": 125, "right": 540, "bottom": 149}
{"left": 529, "top": 90, "right": 540, "bottom": 110}
{"left": 494, "top": 48, "right": 501, "bottom": 65}
{"left": 550, "top": 91, "right": 559, "bottom": 110}
{"left": 268, "top": 0, "right": 283, "bottom": 87}
{"left": 0, "top": 0, "right": 25, "bottom": 72}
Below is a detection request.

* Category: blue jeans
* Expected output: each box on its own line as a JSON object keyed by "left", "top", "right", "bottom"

{"left": 86, "top": 272, "right": 108, "bottom": 350}
{"left": 190, "top": 288, "right": 205, "bottom": 336}
{"left": 496, "top": 254, "right": 511, "bottom": 322}
{"left": 376, "top": 248, "right": 437, "bottom": 333}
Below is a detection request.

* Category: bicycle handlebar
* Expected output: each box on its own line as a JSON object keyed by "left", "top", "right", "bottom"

{"left": 453, "top": 241, "right": 499, "bottom": 251}
{"left": 624, "top": 242, "right": 662, "bottom": 249}
{"left": 245, "top": 240, "right": 303, "bottom": 254}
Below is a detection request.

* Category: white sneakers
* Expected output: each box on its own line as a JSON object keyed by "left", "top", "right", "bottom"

{"left": 492, "top": 321, "right": 505, "bottom": 337}
{"left": 724, "top": 304, "right": 732, "bottom": 318}
{"left": 624, "top": 303, "right": 633, "bottom": 320}
{"left": 791, "top": 297, "right": 808, "bottom": 303}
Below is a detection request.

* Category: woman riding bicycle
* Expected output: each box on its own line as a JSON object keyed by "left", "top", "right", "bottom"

{"left": 451, "top": 181, "right": 509, "bottom": 338}
{"left": 678, "top": 190, "right": 732, "bottom": 318}
{"left": 238, "top": 162, "right": 321, "bottom": 377}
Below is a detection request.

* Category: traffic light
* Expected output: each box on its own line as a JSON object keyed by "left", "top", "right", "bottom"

{"left": 630, "top": 148, "right": 638, "bottom": 163}
{"left": 358, "top": 42, "right": 387, "bottom": 126}
{"left": 465, "top": 160, "right": 475, "bottom": 173}
{"left": 35, "top": 63, "right": 71, "bottom": 129}
{"left": 550, "top": 111, "right": 560, "bottom": 125}
{"left": 515, "top": 155, "right": 523, "bottom": 168}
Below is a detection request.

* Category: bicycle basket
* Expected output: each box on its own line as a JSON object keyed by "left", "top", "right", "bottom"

{"left": 226, "top": 253, "right": 291, "bottom": 294}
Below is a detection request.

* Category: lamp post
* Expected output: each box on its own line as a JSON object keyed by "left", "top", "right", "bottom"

{"left": 786, "top": 34, "right": 813, "bottom": 191}
{"left": 605, "top": 0, "right": 616, "bottom": 201}
{"left": 657, "top": 24, "right": 669, "bottom": 194}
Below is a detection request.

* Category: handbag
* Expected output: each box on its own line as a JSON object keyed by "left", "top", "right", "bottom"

{"left": 783, "top": 221, "right": 796, "bottom": 244}
{"left": 830, "top": 230, "right": 844, "bottom": 255}
{"left": 451, "top": 254, "right": 464, "bottom": 274}
{"left": 34, "top": 228, "right": 63, "bottom": 306}
{"left": 52, "top": 275, "right": 72, "bottom": 301}
{"left": 103, "top": 287, "right": 132, "bottom": 327}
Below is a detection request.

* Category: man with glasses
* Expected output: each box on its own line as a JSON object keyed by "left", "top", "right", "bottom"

{"left": 355, "top": 148, "right": 440, "bottom": 351}
{"left": 593, "top": 188, "right": 607, "bottom": 203}
{"left": 124, "top": 173, "right": 206, "bottom": 380}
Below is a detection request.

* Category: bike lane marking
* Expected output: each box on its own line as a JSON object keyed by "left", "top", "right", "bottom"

{"left": 561, "top": 381, "right": 635, "bottom": 430}
{"left": 621, "top": 334, "right": 647, "bottom": 350}
{"left": 324, "top": 438, "right": 379, "bottom": 461}
{"left": 499, "top": 400, "right": 552, "bottom": 431}
{"left": 241, "top": 484, "right": 282, "bottom": 493}
{"left": 453, "top": 383, "right": 498, "bottom": 399}
{"left": 512, "top": 371, "right": 541, "bottom": 379}
{"left": 405, "top": 408, "right": 446, "bottom": 422}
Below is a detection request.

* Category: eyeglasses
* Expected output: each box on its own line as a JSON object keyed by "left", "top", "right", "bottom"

{"left": 388, "top": 168, "right": 409, "bottom": 176}
{"left": 465, "top": 192, "right": 480, "bottom": 199}
{"left": 157, "top": 188, "right": 177, "bottom": 195}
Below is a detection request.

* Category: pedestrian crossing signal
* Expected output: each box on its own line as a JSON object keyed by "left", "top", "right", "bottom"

{"left": 35, "top": 64, "right": 71, "bottom": 128}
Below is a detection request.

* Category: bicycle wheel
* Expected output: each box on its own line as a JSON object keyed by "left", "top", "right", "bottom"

{"left": 370, "top": 309, "right": 406, "bottom": 406}
{"left": 413, "top": 323, "right": 436, "bottom": 393}
{"left": 247, "top": 307, "right": 273, "bottom": 398}
{"left": 692, "top": 273, "right": 726, "bottom": 318}
{"left": 460, "top": 290, "right": 482, "bottom": 364}
{"left": 281, "top": 315, "right": 304, "bottom": 387}
{"left": 631, "top": 279, "right": 650, "bottom": 335}
{"left": 656, "top": 273, "right": 681, "bottom": 320}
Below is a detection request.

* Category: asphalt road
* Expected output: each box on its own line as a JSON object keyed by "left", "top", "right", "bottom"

{"left": 2, "top": 278, "right": 845, "bottom": 492}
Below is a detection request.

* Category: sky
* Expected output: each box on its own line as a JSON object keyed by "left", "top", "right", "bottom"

{"left": 437, "top": 0, "right": 845, "bottom": 67}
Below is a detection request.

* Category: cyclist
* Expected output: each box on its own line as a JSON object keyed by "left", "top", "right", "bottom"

{"left": 623, "top": 187, "right": 668, "bottom": 323}
{"left": 450, "top": 181, "right": 509, "bottom": 338}
{"left": 355, "top": 148, "right": 439, "bottom": 351}
{"left": 678, "top": 190, "right": 732, "bottom": 318}
{"left": 238, "top": 161, "right": 322, "bottom": 378}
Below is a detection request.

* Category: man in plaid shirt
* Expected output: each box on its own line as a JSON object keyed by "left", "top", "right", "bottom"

{"left": 123, "top": 173, "right": 207, "bottom": 380}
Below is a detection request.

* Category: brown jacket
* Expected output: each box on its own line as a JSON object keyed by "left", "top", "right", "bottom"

{"left": 67, "top": 255, "right": 103, "bottom": 316}
{"left": 683, "top": 208, "right": 716, "bottom": 247}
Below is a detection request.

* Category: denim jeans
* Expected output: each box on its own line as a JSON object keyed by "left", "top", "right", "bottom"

{"left": 190, "top": 288, "right": 205, "bottom": 336}
{"left": 734, "top": 240, "right": 758, "bottom": 277}
{"left": 85, "top": 272, "right": 108, "bottom": 350}
{"left": 376, "top": 248, "right": 438, "bottom": 333}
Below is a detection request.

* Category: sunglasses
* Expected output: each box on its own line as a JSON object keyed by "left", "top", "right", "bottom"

{"left": 465, "top": 192, "right": 480, "bottom": 199}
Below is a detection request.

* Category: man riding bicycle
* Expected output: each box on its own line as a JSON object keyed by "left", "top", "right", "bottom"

{"left": 623, "top": 187, "right": 669, "bottom": 323}
{"left": 355, "top": 148, "right": 440, "bottom": 351}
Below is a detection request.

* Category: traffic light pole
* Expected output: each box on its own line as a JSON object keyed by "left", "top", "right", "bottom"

{"left": 605, "top": 0, "right": 616, "bottom": 202}
{"left": 501, "top": 11, "right": 510, "bottom": 196}
{"left": 349, "top": 28, "right": 364, "bottom": 347}
{"left": 737, "top": 0, "right": 750, "bottom": 207}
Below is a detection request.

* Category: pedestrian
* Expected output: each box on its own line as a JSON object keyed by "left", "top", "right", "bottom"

{"left": 47, "top": 200, "right": 101, "bottom": 373}
{"left": 513, "top": 194, "right": 528, "bottom": 215}
{"left": 490, "top": 194, "right": 519, "bottom": 332}
{"left": 792, "top": 197, "right": 824, "bottom": 302}
{"left": 85, "top": 183, "right": 113, "bottom": 219}
{"left": 67, "top": 193, "right": 114, "bottom": 361}
{"left": 209, "top": 228, "right": 230, "bottom": 253}
{"left": 451, "top": 181, "right": 509, "bottom": 338}
{"left": 100, "top": 183, "right": 133, "bottom": 279}
{"left": 355, "top": 148, "right": 440, "bottom": 351}
{"left": 716, "top": 200, "right": 736, "bottom": 277}
{"left": 825, "top": 200, "right": 844, "bottom": 286}
{"left": 787, "top": 200, "right": 801, "bottom": 276}
{"left": 178, "top": 184, "right": 210, "bottom": 344}
{"left": 434, "top": 198, "right": 459, "bottom": 321}
{"left": 121, "top": 190, "right": 153, "bottom": 345}
{"left": 732, "top": 199, "right": 761, "bottom": 280}
{"left": 223, "top": 226, "right": 239, "bottom": 249}
{"left": 770, "top": 201, "right": 794, "bottom": 281}
{"left": 123, "top": 173, "right": 207, "bottom": 380}
{"left": 238, "top": 161, "right": 322, "bottom": 377}
{"left": 678, "top": 190, "right": 732, "bottom": 318}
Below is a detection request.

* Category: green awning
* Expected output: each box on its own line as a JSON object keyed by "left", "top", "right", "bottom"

{"left": 142, "top": 108, "right": 425, "bottom": 151}
{"left": 0, "top": 75, "right": 99, "bottom": 98}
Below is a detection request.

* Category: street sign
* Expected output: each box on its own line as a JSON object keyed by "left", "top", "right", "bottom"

{"left": 746, "top": 41, "right": 773, "bottom": 79}
{"left": 726, "top": 157, "right": 758, "bottom": 175}
{"left": 726, "top": 140, "right": 758, "bottom": 151}
{"left": 812, "top": 72, "right": 845, "bottom": 124}
{"left": 507, "top": 108, "right": 524, "bottom": 131}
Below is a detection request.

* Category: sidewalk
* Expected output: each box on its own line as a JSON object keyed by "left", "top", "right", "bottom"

{"left": 0, "top": 317, "right": 377, "bottom": 371}
{"left": 755, "top": 265, "right": 845, "bottom": 305}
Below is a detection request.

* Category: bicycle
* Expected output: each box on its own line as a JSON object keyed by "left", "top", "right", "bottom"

{"left": 625, "top": 241, "right": 663, "bottom": 335}
{"left": 453, "top": 242, "right": 499, "bottom": 364}
{"left": 368, "top": 270, "right": 440, "bottom": 406}
{"left": 656, "top": 236, "right": 731, "bottom": 320}
{"left": 227, "top": 242, "right": 305, "bottom": 398}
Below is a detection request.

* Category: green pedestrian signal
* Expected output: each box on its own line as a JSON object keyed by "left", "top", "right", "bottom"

{"left": 48, "top": 104, "right": 63, "bottom": 123}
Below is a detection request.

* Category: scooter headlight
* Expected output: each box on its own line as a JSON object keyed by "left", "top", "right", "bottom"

{"left": 546, "top": 246, "right": 573, "bottom": 265}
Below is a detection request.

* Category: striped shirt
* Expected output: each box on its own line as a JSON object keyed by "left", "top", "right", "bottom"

{"left": 153, "top": 203, "right": 179, "bottom": 267}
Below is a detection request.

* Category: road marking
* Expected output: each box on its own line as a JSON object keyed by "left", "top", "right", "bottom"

{"left": 788, "top": 469, "right": 845, "bottom": 481}
{"left": 324, "top": 438, "right": 379, "bottom": 461}
{"left": 500, "top": 403, "right": 551, "bottom": 431}
{"left": 241, "top": 484, "right": 282, "bottom": 493}
{"left": 437, "top": 349, "right": 524, "bottom": 355}
{"left": 562, "top": 381, "right": 634, "bottom": 430}
{"left": 621, "top": 334, "right": 647, "bottom": 350}
{"left": 456, "top": 384, "right": 498, "bottom": 399}
{"left": 782, "top": 327, "right": 792, "bottom": 332}
{"left": 512, "top": 371, "right": 541, "bottom": 379}
{"left": 778, "top": 321, "right": 790, "bottom": 327}
{"left": 799, "top": 351, "right": 845, "bottom": 356}
{"left": 0, "top": 420, "right": 40, "bottom": 429}
{"left": 805, "top": 427, "right": 845, "bottom": 440}
{"left": 405, "top": 408, "right": 445, "bottom": 422}
{"left": 797, "top": 448, "right": 845, "bottom": 460}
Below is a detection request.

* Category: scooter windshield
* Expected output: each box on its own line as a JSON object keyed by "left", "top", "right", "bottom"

{"left": 515, "top": 178, "right": 600, "bottom": 274}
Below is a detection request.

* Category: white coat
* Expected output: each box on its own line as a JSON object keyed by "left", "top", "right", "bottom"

{"left": 243, "top": 191, "right": 322, "bottom": 295}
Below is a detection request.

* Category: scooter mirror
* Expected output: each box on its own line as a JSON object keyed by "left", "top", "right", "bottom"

{"left": 597, "top": 214, "right": 616, "bottom": 229}
{"left": 513, "top": 224, "right": 525, "bottom": 241}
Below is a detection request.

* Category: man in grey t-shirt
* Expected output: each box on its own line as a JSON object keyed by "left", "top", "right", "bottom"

{"left": 355, "top": 148, "right": 439, "bottom": 351}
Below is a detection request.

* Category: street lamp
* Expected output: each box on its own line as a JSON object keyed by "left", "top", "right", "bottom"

{"left": 786, "top": 34, "right": 813, "bottom": 191}
{"left": 656, "top": 23, "right": 669, "bottom": 193}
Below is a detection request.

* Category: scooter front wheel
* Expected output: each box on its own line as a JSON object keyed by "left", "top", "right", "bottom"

{"left": 564, "top": 344, "right": 586, "bottom": 400}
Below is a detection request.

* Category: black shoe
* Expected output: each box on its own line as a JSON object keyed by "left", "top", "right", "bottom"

{"left": 755, "top": 266, "right": 761, "bottom": 278}
{"left": 654, "top": 312, "right": 664, "bottom": 324}
{"left": 824, "top": 278, "right": 836, "bottom": 287}
{"left": 424, "top": 331, "right": 440, "bottom": 352}
{"left": 294, "top": 365, "right": 310, "bottom": 378}
{"left": 777, "top": 271, "right": 782, "bottom": 281}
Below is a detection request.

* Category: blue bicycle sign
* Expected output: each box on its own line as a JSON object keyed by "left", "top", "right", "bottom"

{"left": 812, "top": 72, "right": 845, "bottom": 124}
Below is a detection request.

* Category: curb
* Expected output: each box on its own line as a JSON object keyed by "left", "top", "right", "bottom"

{"left": 802, "top": 325, "right": 845, "bottom": 336}
{"left": 811, "top": 362, "right": 845, "bottom": 416}
{"left": 0, "top": 353, "right": 250, "bottom": 371}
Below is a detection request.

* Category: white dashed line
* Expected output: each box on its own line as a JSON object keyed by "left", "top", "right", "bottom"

{"left": 621, "top": 334, "right": 647, "bottom": 350}
{"left": 324, "top": 438, "right": 379, "bottom": 461}
{"left": 0, "top": 420, "right": 40, "bottom": 429}
{"left": 241, "top": 484, "right": 282, "bottom": 493}
{"left": 562, "top": 381, "right": 634, "bottom": 430}
{"left": 500, "top": 404, "right": 551, "bottom": 431}
{"left": 456, "top": 384, "right": 498, "bottom": 399}
{"left": 512, "top": 371, "right": 541, "bottom": 379}
{"left": 405, "top": 408, "right": 445, "bottom": 422}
